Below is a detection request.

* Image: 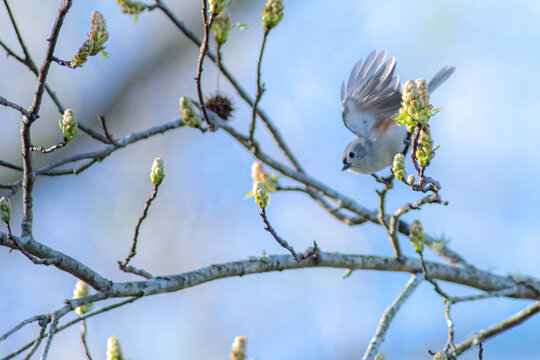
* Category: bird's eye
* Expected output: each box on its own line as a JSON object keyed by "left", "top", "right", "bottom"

{"left": 349, "top": 152, "right": 355, "bottom": 158}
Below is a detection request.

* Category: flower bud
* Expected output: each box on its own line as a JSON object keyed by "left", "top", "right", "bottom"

{"left": 106, "top": 336, "right": 124, "bottom": 360}
{"left": 253, "top": 181, "right": 270, "bottom": 208}
{"left": 374, "top": 354, "right": 386, "bottom": 360}
{"left": 409, "top": 220, "right": 426, "bottom": 253}
{"left": 180, "top": 97, "right": 202, "bottom": 128}
{"left": 71, "top": 39, "right": 94, "bottom": 68}
{"left": 262, "top": 0, "right": 284, "bottom": 31}
{"left": 150, "top": 158, "right": 165, "bottom": 186}
{"left": 433, "top": 351, "right": 448, "bottom": 360}
{"left": 0, "top": 197, "right": 11, "bottom": 223}
{"left": 393, "top": 153, "right": 405, "bottom": 170}
{"left": 73, "top": 280, "right": 92, "bottom": 316}
{"left": 407, "top": 174, "right": 416, "bottom": 185}
{"left": 89, "top": 11, "right": 109, "bottom": 56}
{"left": 59, "top": 109, "right": 80, "bottom": 142}
{"left": 210, "top": 0, "right": 228, "bottom": 15}
{"left": 230, "top": 335, "right": 247, "bottom": 360}
{"left": 116, "top": 0, "right": 147, "bottom": 19}
{"left": 416, "top": 78, "right": 429, "bottom": 106}
{"left": 392, "top": 153, "right": 407, "bottom": 181}
{"left": 212, "top": 10, "right": 232, "bottom": 45}
{"left": 251, "top": 161, "right": 267, "bottom": 183}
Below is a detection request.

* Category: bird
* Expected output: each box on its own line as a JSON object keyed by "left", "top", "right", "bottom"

{"left": 341, "top": 50, "right": 455, "bottom": 174}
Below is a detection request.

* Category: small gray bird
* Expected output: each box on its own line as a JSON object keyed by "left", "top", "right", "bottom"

{"left": 341, "top": 50, "right": 455, "bottom": 174}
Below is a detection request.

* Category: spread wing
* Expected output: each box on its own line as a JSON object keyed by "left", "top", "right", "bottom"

{"left": 341, "top": 50, "right": 401, "bottom": 136}
{"left": 428, "top": 66, "right": 456, "bottom": 92}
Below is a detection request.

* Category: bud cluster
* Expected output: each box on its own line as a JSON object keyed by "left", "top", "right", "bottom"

{"left": 0, "top": 197, "right": 11, "bottom": 223}
{"left": 210, "top": 0, "right": 230, "bottom": 15}
{"left": 150, "top": 158, "right": 165, "bottom": 186}
{"left": 212, "top": 11, "right": 232, "bottom": 45}
{"left": 230, "top": 335, "right": 247, "bottom": 360}
{"left": 73, "top": 280, "right": 93, "bottom": 316}
{"left": 409, "top": 220, "right": 426, "bottom": 253}
{"left": 391, "top": 153, "right": 406, "bottom": 182}
{"left": 71, "top": 11, "right": 109, "bottom": 67}
{"left": 416, "top": 127, "right": 437, "bottom": 168}
{"left": 253, "top": 181, "right": 270, "bottom": 208}
{"left": 251, "top": 161, "right": 279, "bottom": 192}
{"left": 59, "top": 109, "right": 80, "bottom": 142}
{"left": 116, "top": 0, "right": 147, "bottom": 20}
{"left": 106, "top": 336, "right": 124, "bottom": 360}
{"left": 180, "top": 97, "right": 202, "bottom": 128}
{"left": 394, "top": 78, "right": 439, "bottom": 132}
{"left": 262, "top": 0, "right": 284, "bottom": 31}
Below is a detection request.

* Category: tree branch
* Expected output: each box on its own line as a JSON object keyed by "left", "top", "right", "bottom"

{"left": 362, "top": 274, "right": 423, "bottom": 360}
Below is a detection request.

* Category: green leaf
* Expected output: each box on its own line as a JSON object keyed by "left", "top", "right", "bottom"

{"left": 235, "top": 22, "right": 248, "bottom": 30}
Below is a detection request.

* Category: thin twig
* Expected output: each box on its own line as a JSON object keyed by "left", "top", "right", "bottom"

{"left": 0, "top": 315, "right": 48, "bottom": 343}
{"left": 119, "top": 185, "right": 160, "bottom": 269}
{"left": 362, "top": 274, "right": 424, "bottom": 360}
{"left": 118, "top": 264, "right": 153, "bottom": 279}
{"left": 0, "top": 159, "right": 23, "bottom": 172}
{"left": 444, "top": 300, "right": 457, "bottom": 355}
{"left": 29, "top": 140, "right": 67, "bottom": 154}
{"left": 194, "top": 1, "right": 215, "bottom": 131}
{"left": 3, "top": 0, "right": 33, "bottom": 62}
{"left": 80, "top": 320, "right": 93, "bottom": 360}
{"left": 259, "top": 207, "right": 298, "bottom": 261}
{"left": 249, "top": 29, "right": 270, "bottom": 145}
{"left": 40, "top": 313, "right": 59, "bottom": 360}
{"left": 0, "top": 95, "right": 31, "bottom": 118}
{"left": 22, "top": 318, "right": 48, "bottom": 360}
{"left": 154, "top": 1, "right": 306, "bottom": 173}
{"left": 418, "top": 251, "right": 451, "bottom": 299}
{"left": 1, "top": 297, "right": 140, "bottom": 360}
{"left": 98, "top": 116, "right": 121, "bottom": 147}
{"left": 451, "top": 302, "right": 540, "bottom": 358}
{"left": 50, "top": 56, "right": 73, "bottom": 68}
{"left": 375, "top": 180, "right": 402, "bottom": 259}
{"left": 449, "top": 287, "right": 519, "bottom": 304}
{"left": 21, "top": 0, "right": 73, "bottom": 237}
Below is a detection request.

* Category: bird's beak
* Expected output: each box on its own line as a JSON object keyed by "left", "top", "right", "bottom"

{"left": 342, "top": 162, "right": 350, "bottom": 171}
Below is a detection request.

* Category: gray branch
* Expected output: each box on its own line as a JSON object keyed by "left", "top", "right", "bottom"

{"left": 362, "top": 274, "right": 424, "bottom": 360}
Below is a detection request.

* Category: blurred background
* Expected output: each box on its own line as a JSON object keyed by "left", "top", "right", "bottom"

{"left": 1, "top": 1, "right": 539, "bottom": 359}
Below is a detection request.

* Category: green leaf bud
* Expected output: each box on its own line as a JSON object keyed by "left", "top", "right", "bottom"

{"left": 407, "top": 174, "right": 416, "bottom": 185}
{"left": 212, "top": 10, "right": 232, "bottom": 45}
{"left": 71, "top": 39, "right": 94, "bottom": 68}
{"left": 392, "top": 153, "right": 407, "bottom": 181}
{"left": 180, "top": 97, "right": 202, "bottom": 128}
{"left": 210, "top": 0, "right": 229, "bottom": 15}
{"left": 253, "top": 181, "right": 270, "bottom": 208}
{"left": 262, "top": 0, "right": 284, "bottom": 31}
{"left": 106, "top": 336, "right": 124, "bottom": 360}
{"left": 0, "top": 197, "right": 11, "bottom": 223}
{"left": 230, "top": 335, "right": 247, "bottom": 360}
{"left": 59, "top": 109, "right": 80, "bottom": 142}
{"left": 73, "top": 280, "right": 92, "bottom": 316}
{"left": 409, "top": 220, "right": 426, "bottom": 253}
{"left": 116, "top": 0, "right": 147, "bottom": 21}
{"left": 89, "top": 11, "right": 109, "bottom": 56}
{"left": 150, "top": 158, "right": 165, "bottom": 186}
